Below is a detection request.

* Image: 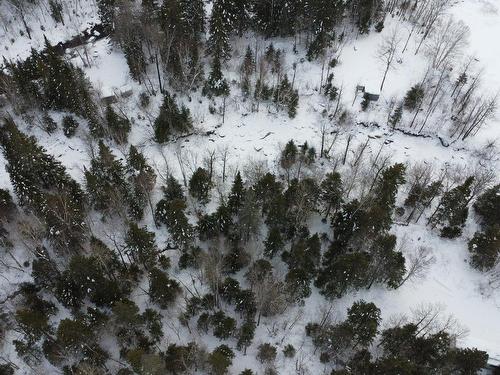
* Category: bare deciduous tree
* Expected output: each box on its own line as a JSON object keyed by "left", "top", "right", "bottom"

{"left": 425, "top": 17, "right": 469, "bottom": 70}
{"left": 377, "top": 28, "right": 401, "bottom": 92}
{"left": 415, "top": 0, "right": 453, "bottom": 55}
{"left": 398, "top": 246, "right": 436, "bottom": 287}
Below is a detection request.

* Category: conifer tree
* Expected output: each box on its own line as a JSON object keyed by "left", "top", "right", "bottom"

{"left": 367, "top": 163, "right": 406, "bottom": 236}
{"left": 189, "top": 167, "right": 212, "bottom": 203}
{"left": 252, "top": 0, "right": 302, "bottom": 37}
{"left": 282, "top": 233, "right": 321, "bottom": 300}
{"left": 18, "top": 40, "right": 98, "bottom": 125}
{"left": 106, "top": 105, "right": 131, "bottom": 144}
{"left": 263, "top": 227, "right": 284, "bottom": 258}
{"left": 208, "top": 345, "right": 235, "bottom": 375}
{"left": 280, "top": 140, "right": 298, "bottom": 183}
{"left": 473, "top": 184, "right": 500, "bottom": 229}
{"left": 97, "top": 0, "right": 116, "bottom": 33}
{"left": 127, "top": 145, "right": 156, "bottom": 220}
{"left": 207, "top": 0, "right": 233, "bottom": 61}
{"left": 154, "top": 92, "right": 193, "bottom": 143}
{"left": 228, "top": 0, "right": 251, "bottom": 36}
{"left": 0, "top": 118, "right": 86, "bottom": 250}
{"left": 345, "top": 300, "right": 381, "bottom": 348}
{"left": 237, "top": 320, "right": 255, "bottom": 355}
{"left": 62, "top": 115, "right": 79, "bottom": 138}
{"left": 148, "top": 267, "right": 182, "bottom": 308}
{"left": 404, "top": 84, "right": 425, "bottom": 111}
{"left": 85, "top": 141, "right": 132, "bottom": 217}
{"left": 42, "top": 113, "right": 57, "bottom": 134}
{"left": 227, "top": 172, "right": 245, "bottom": 214}
{"left": 389, "top": 103, "right": 403, "bottom": 128}
{"left": 155, "top": 198, "right": 194, "bottom": 249}
{"left": 320, "top": 172, "right": 343, "bottom": 219}
{"left": 429, "top": 177, "right": 474, "bottom": 238}
{"left": 122, "top": 34, "right": 147, "bottom": 84}
{"left": 125, "top": 223, "right": 158, "bottom": 269}
{"left": 315, "top": 251, "right": 371, "bottom": 299}
{"left": 240, "top": 46, "right": 255, "bottom": 97}
{"left": 273, "top": 75, "right": 299, "bottom": 118}
{"left": 203, "top": 56, "right": 230, "bottom": 98}
{"left": 468, "top": 225, "right": 500, "bottom": 271}
{"left": 159, "top": 0, "right": 205, "bottom": 88}
{"left": 366, "top": 234, "right": 406, "bottom": 289}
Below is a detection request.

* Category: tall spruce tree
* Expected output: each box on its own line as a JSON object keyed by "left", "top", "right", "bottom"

{"left": 203, "top": 56, "right": 230, "bottom": 98}
{"left": 207, "top": 0, "right": 233, "bottom": 61}
{"left": 429, "top": 177, "right": 474, "bottom": 238}
{"left": 85, "top": 141, "right": 132, "bottom": 217}
{"left": 154, "top": 92, "right": 193, "bottom": 143}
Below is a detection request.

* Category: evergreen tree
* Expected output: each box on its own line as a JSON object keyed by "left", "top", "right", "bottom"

{"left": 127, "top": 145, "right": 156, "bottom": 221}
{"left": 85, "top": 141, "right": 132, "bottom": 217}
{"left": 211, "top": 310, "right": 237, "bottom": 339}
{"left": 7, "top": 41, "right": 98, "bottom": 128}
{"left": 0, "top": 118, "right": 86, "bottom": 250}
{"left": 367, "top": 163, "right": 406, "bottom": 236}
{"left": 207, "top": 0, "right": 233, "bottom": 60}
{"left": 122, "top": 34, "right": 147, "bottom": 84}
{"left": 273, "top": 75, "right": 299, "bottom": 118}
{"left": 189, "top": 167, "right": 212, "bottom": 203}
{"left": 280, "top": 140, "right": 298, "bottom": 183}
{"left": 404, "top": 84, "right": 425, "bottom": 111}
{"left": 125, "top": 223, "right": 158, "bottom": 269}
{"left": 366, "top": 234, "right": 406, "bottom": 289}
{"left": 389, "top": 103, "right": 403, "bottom": 128}
{"left": 316, "top": 251, "right": 371, "bottom": 299}
{"left": 49, "top": 0, "right": 64, "bottom": 24}
{"left": 228, "top": 0, "right": 251, "bottom": 36}
{"left": 240, "top": 46, "right": 255, "bottom": 97}
{"left": 106, "top": 105, "right": 131, "bottom": 144}
{"left": 159, "top": 0, "right": 205, "bottom": 87}
{"left": 62, "top": 115, "right": 79, "bottom": 137}
{"left": 203, "top": 56, "right": 230, "bottom": 98}
{"left": 148, "top": 267, "right": 182, "bottom": 308}
{"left": 97, "top": 0, "right": 116, "bottom": 33}
{"left": 57, "top": 255, "right": 125, "bottom": 308}
{"left": 263, "top": 227, "right": 284, "bottom": 258}
{"left": 473, "top": 184, "right": 500, "bottom": 229}
{"left": 351, "top": 0, "right": 384, "bottom": 34}
{"left": 154, "top": 92, "right": 193, "bottom": 143}
{"left": 156, "top": 198, "right": 194, "bottom": 249}
{"left": 162, "top": 175, "right": 185, "bottom": 202}
{"left": 42, "top": 113, "right": 57, "bottom": 134}
{"left": 235, "top": 189, "right": 261, "bottom": 243}
{"left": 207, "top": 345, "right": 235, "bottom": 375}
{"left": 468, "top": 225, "right": 500, "bottom": 271}
{"left": 256, "top": 343, "right": 277, "bottom": 364}
{"left": 283, "top": 234, "right": 321, "bottom": 300}
{"left": 252, "top": 0, "right": 302, "bottom": 37}
{"left": 320, "top": 172, "right": 343, "bottom": 219}
{"left": 219, "top": 277, "right": 241, "bottom": 304}
{"left": 237, "top": 320, "right": 255, "bottom": 354}
{"left": 346, "top": 300, "right": 381, "bottom": 348}
{"left": 429, "top": 177, "right": 474, "bottom": 238}
{"left": 227, "top": 172, "right": 245, "bottom": 214}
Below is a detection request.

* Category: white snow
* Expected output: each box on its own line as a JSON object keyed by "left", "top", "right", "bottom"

{"left": 0, "top": 0, "right": 499, "bottom": 373}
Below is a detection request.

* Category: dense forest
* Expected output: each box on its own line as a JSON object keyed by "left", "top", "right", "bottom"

{"left": 0, "top": 0, "right": 499, "bottom": 374}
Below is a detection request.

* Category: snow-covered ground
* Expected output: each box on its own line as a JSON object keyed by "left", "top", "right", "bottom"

{"left": 1, "top": 0, "right": 499, "bottom": 373}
